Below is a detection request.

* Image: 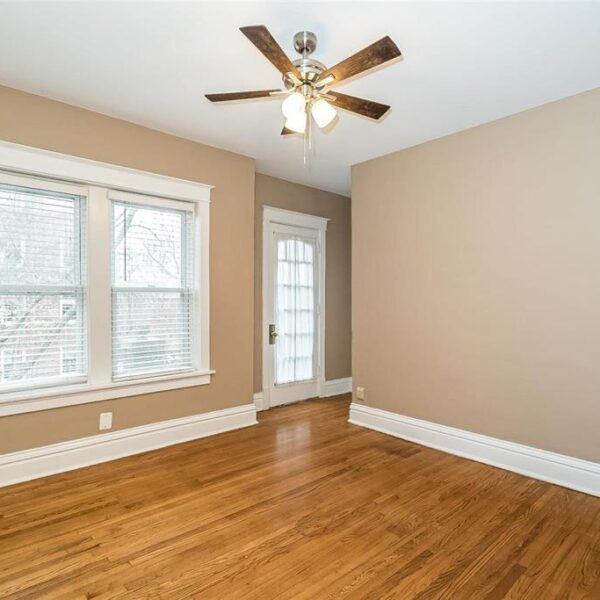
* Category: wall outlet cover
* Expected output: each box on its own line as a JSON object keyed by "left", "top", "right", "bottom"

{"left": 356, "top": 386, "right": 365, "bottom": 401}
{"left": 99, "top": 412, "right": 113, "bottom": 431}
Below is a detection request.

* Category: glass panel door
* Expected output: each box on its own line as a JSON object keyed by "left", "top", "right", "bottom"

{"left": 274, "top": 234, "right": 317, "bottom": 386}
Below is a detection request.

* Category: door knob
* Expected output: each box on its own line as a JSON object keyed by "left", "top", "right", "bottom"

{"left": 269, "top": 324, "right": 278, "bottom": 344}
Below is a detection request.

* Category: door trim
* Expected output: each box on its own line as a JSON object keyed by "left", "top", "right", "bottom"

{"left": 262, "top": 206, "right": 328, "bottom": 410}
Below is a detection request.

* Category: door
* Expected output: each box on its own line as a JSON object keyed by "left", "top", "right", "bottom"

{"left": 263, "top": 208, "right": 326, "bottom": 408}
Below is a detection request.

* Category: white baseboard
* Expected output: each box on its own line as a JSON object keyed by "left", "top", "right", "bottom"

{"left": 0, "top": 403, "right": 257, "bottom": 488}
{"left": 320, "top": 377, "right": 353, "bottom": 398}
{"left": 253, "top": 392, "right": 267, "bottom": 412}
{"left": 349, "top": 403, "right": 600, "bottom": 497}
{"left": 254, "top": 377, "right": 352, "bottom": 410}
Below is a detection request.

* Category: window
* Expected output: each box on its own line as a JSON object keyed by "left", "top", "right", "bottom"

{"left": 0, "top": 142, "right": 211, "bottom": 415}
{"left": 111, "top": 194, "right": 195, "bottom": 380}
{"left": 0, "top": 176, "right": 87, "bottom": 392}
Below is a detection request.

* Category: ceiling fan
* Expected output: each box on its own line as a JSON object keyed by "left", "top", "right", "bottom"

{"left": 206, "top": 26, "right": 402, "bottom": 136}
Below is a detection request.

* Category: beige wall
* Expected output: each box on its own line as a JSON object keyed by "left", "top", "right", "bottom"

{"left": 254, "top": 174, "right": 351, "bottom": 392}
{"left": 352, "top": 88, "right": 600, "bottom": 463}
{"left": 0, "top": 85, "right": 255, "bottom": 453}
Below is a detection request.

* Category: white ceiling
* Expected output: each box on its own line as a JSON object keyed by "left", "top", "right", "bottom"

{"left": 0, "top": 2, "right": 599, "bottom": 195}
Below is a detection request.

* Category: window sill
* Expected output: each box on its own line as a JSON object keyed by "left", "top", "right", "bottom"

{"left": 0, "top": 370, "right": 216, "bottom": 416}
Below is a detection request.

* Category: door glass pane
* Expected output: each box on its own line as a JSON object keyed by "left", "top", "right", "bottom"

{"left": 274, "top": 235, "right": 316, "bottom": 385}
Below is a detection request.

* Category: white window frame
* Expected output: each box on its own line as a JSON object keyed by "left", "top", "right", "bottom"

{"left": 0, "top": 141, "right": 213, "bottom": 416}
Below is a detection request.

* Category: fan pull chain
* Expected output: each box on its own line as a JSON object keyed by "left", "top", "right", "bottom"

{"left": 303, "top": 108, "right": 313, "bottom": 166}
{"left": 303, "top": 112, "right": 308, "bottom": 165}
{"left": 303, "top": 130, "right": 306, "bottom": 165}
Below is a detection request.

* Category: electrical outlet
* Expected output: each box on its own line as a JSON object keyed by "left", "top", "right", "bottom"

{"left": 356, "top": 386, "right": 366, "bottom": 401}
{"left": 99, "top": 412, "right": 113, "bottom": 431}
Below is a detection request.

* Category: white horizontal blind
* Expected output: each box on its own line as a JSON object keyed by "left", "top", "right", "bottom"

{"left": 111, "top": 198, "right": 195, "bottom": 380}
{"left": 0, "top": 180, "right": 87, "bottom": 391}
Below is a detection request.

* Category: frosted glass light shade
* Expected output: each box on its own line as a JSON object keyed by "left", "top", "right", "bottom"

{"left": 282, "top": 92, "right": 306, "bottom": 119}
{"left": 311, "top": 99, "right": 337, "bottom": 128}
{"left": 285, "top": 112, "right": 307, "bottom": 133}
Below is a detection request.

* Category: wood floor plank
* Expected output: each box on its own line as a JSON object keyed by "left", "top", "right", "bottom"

{"left": 0, "top": 395, "right": 598, "bottom": 599}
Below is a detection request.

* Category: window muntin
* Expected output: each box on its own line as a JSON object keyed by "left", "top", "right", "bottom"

{"left": 0, "top": 181, "right": 87, "bottom": 391}
{"left": 111, "top": 200, "right": 195, "bottom": 380}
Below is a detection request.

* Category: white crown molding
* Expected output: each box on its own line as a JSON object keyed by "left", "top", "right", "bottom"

{"left": 0, "top": 140, "right": 212, "bottom": 203}
{"left": 320, "top": 377, "right": 352, "bottom": 398}
{"left": 349, "top": 403, "right": 600, "bottom": 497}
{"left": 0, "top": 403, "right": 257, "bottom": 488}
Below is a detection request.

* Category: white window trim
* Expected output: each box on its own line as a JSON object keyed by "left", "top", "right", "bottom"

{"left": 0, "top": 141, "right": 213, "bottom": 417}
{"left": 0, "top": 141, "right": 212, "bottom": 202}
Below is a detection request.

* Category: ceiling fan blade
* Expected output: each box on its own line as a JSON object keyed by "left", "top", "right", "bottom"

{"left": 319, "top": 36, "right": 401, "bottom": 85}
{"left": 240, "top": 25, "right": 302, "bottom": 80}
{"left": 281, "top": 126, "right": 296, "bottom": 135}
{"left": 328, "top": 91, "right": 390, "bottom": 120}
{"left": 205, "top": 89, "right": 281, "bottom": 102}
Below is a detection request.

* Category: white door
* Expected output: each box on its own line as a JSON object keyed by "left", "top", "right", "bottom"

{"left": 263, "top": 209, "right": 326, "bottom": 408}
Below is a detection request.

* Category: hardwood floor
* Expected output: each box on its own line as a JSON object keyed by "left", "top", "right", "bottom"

{"left": 1, "top": 396, "right": 599, "bottom": 599}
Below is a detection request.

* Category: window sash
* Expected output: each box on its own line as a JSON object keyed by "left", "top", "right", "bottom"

{"left": 110, "top": 197, "right": 196, "bottom": 381}
{"left": 111, "top": 288, "right": 194, "bottom": 381}
{"left": 0, "top": 289, "right": 88, "bottom": 393}
{"left": 0, "top": 176, "right": 87, "bottom": 393}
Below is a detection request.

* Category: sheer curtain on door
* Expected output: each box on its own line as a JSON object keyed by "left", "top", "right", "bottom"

{"left": 274, "top": 234, "right": 316, "bottom": 385}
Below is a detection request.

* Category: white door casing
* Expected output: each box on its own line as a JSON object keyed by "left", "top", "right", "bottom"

{"left": 262, "top": 206, "right": 327, "bottom": 409}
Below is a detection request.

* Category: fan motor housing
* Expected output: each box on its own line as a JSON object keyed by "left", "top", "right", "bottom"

{"left": 283, "top": 32, "right": 325, "bottom": 88}
{"left": 293, "top": 31, "right": 317, "bottom": 55}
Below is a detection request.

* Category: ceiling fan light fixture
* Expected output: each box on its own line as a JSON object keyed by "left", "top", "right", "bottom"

{"left": 311, "top": 98, "right": 337, "bottom": 128}
{"left": 207, "top": 26, "right": 401, "bottom": 145}
{"left": 284, "top": 111, "right": 307, "bottom": 134}
{"left": 281, "top": 91, "right": 306, "bottom": 119}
